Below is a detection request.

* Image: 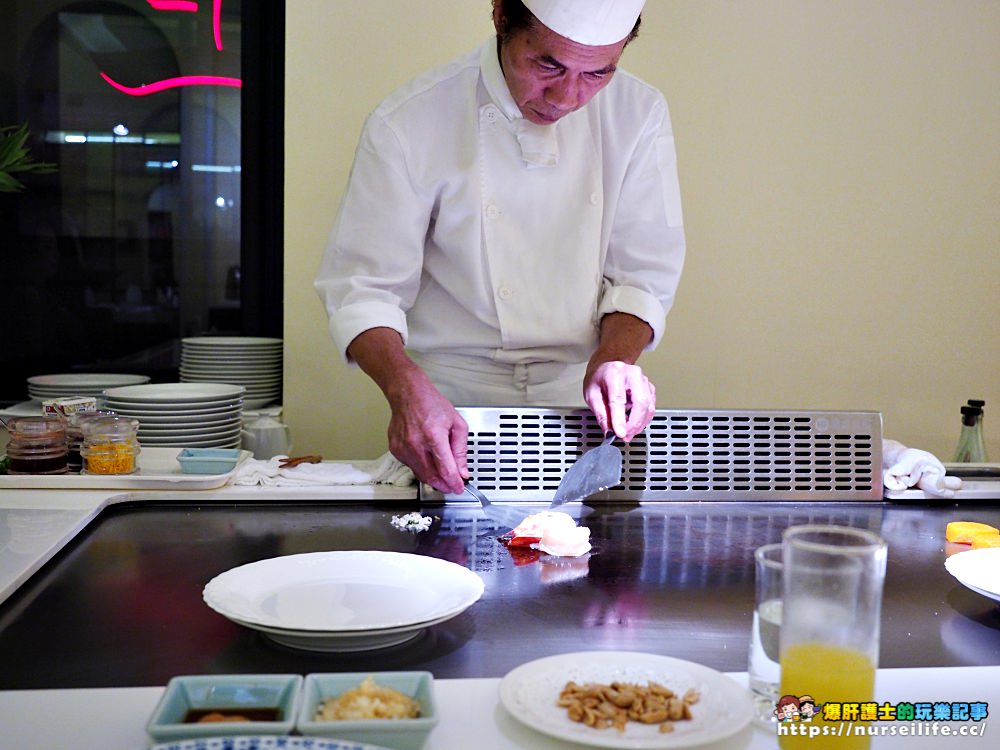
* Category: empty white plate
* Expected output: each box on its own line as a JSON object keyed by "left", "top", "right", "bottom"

{"left": 945, "top": 548, "right": 1000, "bottom": 603}
{"left": 203, "top": 551, "right": 484, "bottom": 650}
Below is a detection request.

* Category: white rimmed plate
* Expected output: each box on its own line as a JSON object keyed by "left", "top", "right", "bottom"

{"left": 147, "top": 737, "right": 390, "bottom": 750}
{"left": 203, "top": 551, "right": 484, "bottom": 639}
{"left": 183, "top": 336, "right": 282, "bottom": 347}
{"left": 103, "top": 383, "right": 246, "bottom": 403}
{"left": 138, "top": 420, "right": 241, "bottom": 434}
{"left": 140, "top": 425, "right": 242, "bottom": 440}
{"left": 499, "top": 651, "right": 753, "bottom": 749}
{"left": 27, "top": 373, "right": 150, "bottom": 388}
{"left": 138, "top": 418, "right": 241, "bottom": 432}
{"left": 224, "top": 608, "right": 465, "bottom": 652}
{"left": 141, "top": 436, "right": 241, "bottom": 448}
{"left": 945, "top": 548, "right": 1000, "bottom": 603}
{"left": 108, "top": 403, "right": 243, "bottom": 418}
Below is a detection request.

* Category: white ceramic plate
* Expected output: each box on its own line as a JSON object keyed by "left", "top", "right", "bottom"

{"left": 140, "top": 436, "right": 241, "bottom": 448}
{"left": 139, "top": 425, "right": 243, "bottom": 441}
{"left": 203, "top": 550, "right": 485, "bottom": 634}
{"left": 108, "top": 403, "right": 243, "bottom": 419}
{"left": 499, "top": 651, "right": 753, "bottom": 749}
{"left": 103, "top": 383, "right": 246, "bottom": 403}
{"left": 148, "top": 737, "right": 389, "bottom": 750}
{"left": 138, "top": 418, "right": 241, "bottom": 433}
{"left": 27, "top": 373, "right": 150, "bottom": 388}
{"left": 182, "top": 351, "right": 283, "bottom": 360}
{"left": 183, "top": 336, "right": 282, "bottom": 347}
{"left": 180, "top": 365, "right": 280, "bottom": 373}
{"left": 945, "top": 548, "right": 1000, "bottom": 603}
{"left": 225, "top": 608, "right": 465, "bottom": 652}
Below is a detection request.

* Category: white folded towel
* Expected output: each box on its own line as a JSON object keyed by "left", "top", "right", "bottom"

{"left": 233, "top": 451, "right": 414, "bottom": 487}
{"left": 882, "top": 439, "right": 963, "bottom": 498}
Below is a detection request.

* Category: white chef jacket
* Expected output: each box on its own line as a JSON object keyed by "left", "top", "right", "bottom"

{"left": 315, "top": 37, "right": 685, "bottom": 401}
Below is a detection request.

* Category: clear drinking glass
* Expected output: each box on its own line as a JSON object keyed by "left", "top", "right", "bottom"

{"left": 748, "top": 542, "right": 783, "bottom": 725}
{"left": 778, "top": 525, "right": 887, "bottom": 749}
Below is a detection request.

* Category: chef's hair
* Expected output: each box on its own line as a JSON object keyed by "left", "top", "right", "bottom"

{"left": 493, "top": 0, "right": 642, "bottom": 46}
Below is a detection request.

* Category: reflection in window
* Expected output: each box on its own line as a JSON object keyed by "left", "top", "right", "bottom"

{"left": 1, "top": 0, "right": 244, "bottom": 403}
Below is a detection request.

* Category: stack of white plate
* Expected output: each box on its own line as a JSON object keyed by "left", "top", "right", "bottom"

{"left": 27, "top": 373, "right": 150, "bottom": 402}
{"left": 101, "top": 383, "right": 245, "bottom": 448}
{"left": 180, "top": 337, "right": 282, "bottom": 409}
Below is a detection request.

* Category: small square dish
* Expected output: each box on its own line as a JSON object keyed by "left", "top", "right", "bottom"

{"left": 176, "top": 447, "right": 243, "bottom": 474}
{"left": 146, "top": 673, "right": 302, "bottom": 742}
{"left": 297, "top": 672, "right": 438, "bottom": 750}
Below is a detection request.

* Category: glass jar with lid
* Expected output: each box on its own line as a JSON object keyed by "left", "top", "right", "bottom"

{"left": 65, "top": 409, "right": 118, "bottom": 473}
{"left": 5, "top": 416, "right": 69, "bottom": 475}
{"left": 80, "top": 416, "right": 141, "bottom": 475}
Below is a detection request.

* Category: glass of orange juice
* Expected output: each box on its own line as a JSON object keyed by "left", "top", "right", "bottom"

{"left": 777, "top": 524, "right": 887, "bottom": 750}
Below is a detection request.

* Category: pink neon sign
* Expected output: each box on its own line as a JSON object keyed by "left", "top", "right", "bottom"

{"left": 101, "top": 0, "right": 238, "bottom": 96}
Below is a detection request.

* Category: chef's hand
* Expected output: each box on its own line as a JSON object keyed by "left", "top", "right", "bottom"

{"left": 347, "top": 327, "right": 469, "bottom": 494}
{"left": 583, "top": 313, "right": 657, "bottom": 441}
{"left": 584, "top": 361, "right": 656, "bottom": 441}
{"left": 385, "top": 378, "right": 469, "bottom": 495}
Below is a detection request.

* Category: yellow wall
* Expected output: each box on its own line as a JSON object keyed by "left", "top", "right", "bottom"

{"left": 284, "top": 1, "right": 999, "bottom": 461}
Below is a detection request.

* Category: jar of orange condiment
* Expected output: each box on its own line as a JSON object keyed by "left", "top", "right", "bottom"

{"left": 80, "top": 416, "right": 141, "bottom": 475}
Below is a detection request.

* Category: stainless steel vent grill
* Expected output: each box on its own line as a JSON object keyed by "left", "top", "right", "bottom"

{"left": 422, "top": 407, "right": 883, "bottom": 502}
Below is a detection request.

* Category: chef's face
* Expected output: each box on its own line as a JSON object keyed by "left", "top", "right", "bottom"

{"left": 494, "top": 11, "right": 626, "bottom": 126}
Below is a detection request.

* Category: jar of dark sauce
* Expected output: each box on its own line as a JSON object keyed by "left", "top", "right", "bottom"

{"left": 5, "top": 416, "right": 69, "bottom": 475}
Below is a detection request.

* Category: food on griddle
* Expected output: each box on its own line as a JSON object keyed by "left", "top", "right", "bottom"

{"left": 558, "top": 679, "right": 700, "bottom": 733}
{"left": 500, "top": 511, "right": 591, "bottom": 558}
{"left": 945, "top": 521, "right": 999, "bottom": 545}
{"left": 314, "top": 675, "right": 420, "bottom": 720}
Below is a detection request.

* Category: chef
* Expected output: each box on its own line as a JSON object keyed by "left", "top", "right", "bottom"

{"left": 315, "top": 0, "right": 684, "bottom": 494}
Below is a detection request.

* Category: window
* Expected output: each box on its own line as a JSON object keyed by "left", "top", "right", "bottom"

{"left": 0, "top": 0, "right": 283, "bottom": 405}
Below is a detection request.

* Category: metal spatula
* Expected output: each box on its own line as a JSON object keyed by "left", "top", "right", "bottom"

{"left": 464, "top": 481, "right": 529, "bottom": 529}
{"left": 549, "top": 432, "right": 622, "bottom": 508}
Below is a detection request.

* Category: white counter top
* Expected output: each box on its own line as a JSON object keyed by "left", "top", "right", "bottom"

{"left": 2, "top": 667, "right": 996, "bottom": 750}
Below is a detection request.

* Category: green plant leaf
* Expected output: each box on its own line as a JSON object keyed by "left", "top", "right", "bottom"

{"left": 0, "top": 123, "right": 56, "bottom": 187}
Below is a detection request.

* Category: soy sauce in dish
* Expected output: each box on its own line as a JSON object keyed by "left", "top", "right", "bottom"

{"left": 183, "top": 707, "right": 282, "bottom": 723}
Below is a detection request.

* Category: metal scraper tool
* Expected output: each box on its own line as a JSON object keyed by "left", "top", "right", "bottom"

{"left": 549, "top": 432, "right": 622, "bottom": 509}
{"left": 464, "top": 481, "right": 529, "bottom": 529}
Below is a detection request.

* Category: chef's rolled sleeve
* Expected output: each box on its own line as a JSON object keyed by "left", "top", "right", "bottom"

{"left": 597, "top": 284, "right": 668, "bottom": 349}
{"left": 328, "top": 301, "right": 409, "bottom": 364}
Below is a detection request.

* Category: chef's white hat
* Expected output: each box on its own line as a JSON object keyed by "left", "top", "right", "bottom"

{"left": 521, "top": 0, "right": 645, "bottom": 46}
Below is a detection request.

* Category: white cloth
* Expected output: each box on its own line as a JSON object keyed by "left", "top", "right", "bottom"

{"left": 882, "top": 439, "right": 963, "bottom": 498}
{"left": 315, "top": 38, "right": 685, "bottom": 379}
{"left": 233, "top": 452, "right": 414, "bottom": 488}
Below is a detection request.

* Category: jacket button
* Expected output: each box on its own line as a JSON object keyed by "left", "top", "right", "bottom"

{"left": 498, "top": 286, "right": 514, "bottom": 300}
{"left": 589, "top": 192, "right": 600, "bottom": 205}
{"left": 486, "top": 205, "right": 501, "bottom": 219}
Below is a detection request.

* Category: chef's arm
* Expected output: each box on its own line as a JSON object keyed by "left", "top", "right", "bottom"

{"left": 583, "top": 312, "right": 656, "bottom": 442}
{"left": 346, "top": 328, "right": 469, "bottom": 495}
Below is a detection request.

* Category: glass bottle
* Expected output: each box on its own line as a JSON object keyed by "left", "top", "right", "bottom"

{"left": 953, "top": 405, "right": 987, "bottom": 463}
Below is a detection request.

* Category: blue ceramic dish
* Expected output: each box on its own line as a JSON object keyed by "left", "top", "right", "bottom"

{"left": 296, "top": 672, "right": 438, "bottom": 750}
{"left": 176, "top": 447, "right": 242, "bottom": 474}
{"left": 146, "top": 673, "right": 302, "bottom": 742}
